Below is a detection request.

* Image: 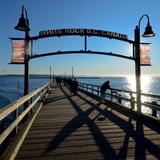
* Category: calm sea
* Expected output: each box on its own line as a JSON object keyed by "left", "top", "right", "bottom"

{"left": 0, "top": 75, "right": 160, "bottom": 109}
{"left": 78, "top": 76, "right": 160, "bottom": 94}
{"left": 0, "top": 75, "right": 49, "bottom": 108}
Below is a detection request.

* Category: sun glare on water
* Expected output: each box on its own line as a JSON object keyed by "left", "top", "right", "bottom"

{"left": 126, "top": 75, "right": 153, "bottom": 113}
{"left": 126, "top": 75, "right": 152, "bottom": 93}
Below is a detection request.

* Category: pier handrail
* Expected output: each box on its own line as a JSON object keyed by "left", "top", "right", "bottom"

{"left": 0, "top": 80, "right": 52, "bottom": 145}
{"left": 78, "top": 82, "right": 160, "bottom": 98}
{"left": 78, "top": 82, "right": 160, "bottom": 118}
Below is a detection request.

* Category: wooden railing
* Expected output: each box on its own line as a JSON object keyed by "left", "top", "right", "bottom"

{"left": 0, "top": 80, "right": 52, "bottom": 147}
{"left": 78, "top": 82, "right": 160, "bottom": 119}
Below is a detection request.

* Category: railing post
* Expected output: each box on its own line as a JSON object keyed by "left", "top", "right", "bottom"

{"left": 92, "top": 85, "right": 93, "bottom": 94}
{"left": 151, "top": 101, "right": 157, "bottom": 117}
{"left": 152, "top": 108, "right": 157, "bottom": 117}
{"left": 13, "top": 108, "right": 19, "bottom": 134}
{"left": 30, "top": 97, "right": 33, "bottom": 113}
{"left": 130, "top": 93, "right": 135, "bottom": 110}
{"left": 86, "top": 84, "right": 88, "bottom": 91}
{"left": 118, "top": 94, "right": 122, "bottom": 104}
{"left": 111, "top": 89, "right": 113, "bottom": 102}
{"left": 47, "top": 87, "right": 49, "bottom": 94}
{"left": 97, "top": 86, "right": 99, "bottom": 96}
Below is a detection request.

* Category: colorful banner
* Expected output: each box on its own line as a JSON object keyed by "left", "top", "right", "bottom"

{"left": 11, "top": 40, "right": 25, "bottom": 64}
{"left": 140, "top": 43, "right": 151, "bottom": 66}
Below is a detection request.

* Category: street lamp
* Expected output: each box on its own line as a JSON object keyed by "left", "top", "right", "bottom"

{"left": 15, "top": 6, "right": 30, "bottom": 31}
{"left": 50, "top": 67, "right": 52, "bottom": 81}
{"left": 52, "top": 71, "right": 54, "bottom": 80}
{"left": 72, "top": 67, "right": 74, "bottom": 79}
{"left": 52, "top": 68, "right": 54, "bottom": 80}
{"left": 15, "top": 5, "right": 30, "bottom": 96}
{"left": 134, "top": 14, "right": 155, "bottom": 112}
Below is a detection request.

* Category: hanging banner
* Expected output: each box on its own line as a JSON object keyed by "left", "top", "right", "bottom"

{"left": 11, "top": 40, "right": 25, "bottom": 64}
{"left": 140, "top": 43, "right": 151, "bottom": 66}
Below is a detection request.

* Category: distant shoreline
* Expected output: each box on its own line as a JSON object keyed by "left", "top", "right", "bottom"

{"left": 0, "top": 75, "right": 101, "bottom": 79}
{"left": 0, "top": 74, "right": 159, "bottom": 78}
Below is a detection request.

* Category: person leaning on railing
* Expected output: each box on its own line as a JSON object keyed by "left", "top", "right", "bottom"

{"left": 100, "top": 80, "right": 111, "bottom": 101}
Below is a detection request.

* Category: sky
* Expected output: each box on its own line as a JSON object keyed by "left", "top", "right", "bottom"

{"left": 0, "top": 0, "right": 160, "bottom": 76}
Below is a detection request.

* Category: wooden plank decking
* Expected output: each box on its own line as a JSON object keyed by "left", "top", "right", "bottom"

{"left": 15, "top": 85, "right": 160, "bottom": 160}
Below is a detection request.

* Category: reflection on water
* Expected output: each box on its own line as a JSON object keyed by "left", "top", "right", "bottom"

{"left": 78, "top": 75, "right": 160, "bottom": 116}
{"left": 126, "top": 75, "right": 157, "bottom": 114}
{"left": 126, "top": 75, "right": 152, "bottom": 93}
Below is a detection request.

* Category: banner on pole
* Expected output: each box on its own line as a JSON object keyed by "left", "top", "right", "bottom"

{"left": 11, "top": 40, "right": 25, "bottom": 64}
{"left": 140, "top": 43, "right": 151, "bottom": 66}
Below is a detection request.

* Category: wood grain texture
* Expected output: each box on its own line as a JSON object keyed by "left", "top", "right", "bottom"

{"left": 15, "top": 85, "right": 160, "bottom": 160}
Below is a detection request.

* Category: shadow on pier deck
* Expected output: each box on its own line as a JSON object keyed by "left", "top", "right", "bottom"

{"left": 14, "top": 85, "right": 160, "bottom": 160}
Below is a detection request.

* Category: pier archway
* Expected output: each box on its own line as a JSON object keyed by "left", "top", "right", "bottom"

{"left": 29, "top": 28, "right": 135, "bottom": 61}
{"left": 11, "top": 27, "right": 147, "bottom": 113}
{"left": 12, "top": 6, "right": 155, "bottom": 114}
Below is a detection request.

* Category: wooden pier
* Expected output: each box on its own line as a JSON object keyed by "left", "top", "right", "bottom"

{"left": 1, "top": 82, "right": 160, "bottom": 160}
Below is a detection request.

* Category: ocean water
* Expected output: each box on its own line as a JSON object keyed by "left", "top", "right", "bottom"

{"left": 77, "top": 76, "right": 160, "bottom": 94}
{"left": 0, "top": 75, "right": 49, "bottom": 108}
{"left": 0, "top": 75, "right": 160, "bottom": 109}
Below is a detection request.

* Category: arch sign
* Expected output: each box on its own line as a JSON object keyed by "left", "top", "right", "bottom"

{"left": 11, "top": 28, "right": 151, "bottom": 66}
{"left": 11, "top": 28, "right": 150, "bottom": 65}
{"left": 25, "top": 28, "right": 136, "bottom": 61}
{"left": 38, "top": 28, "right": 128, "bottom": 42}
{"left": 11, "top": 28, "right": 135, "bottom": 64}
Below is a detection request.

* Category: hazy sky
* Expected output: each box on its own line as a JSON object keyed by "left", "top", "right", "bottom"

{"left": 0, "top": 0, "right": 160, "bottom": 76}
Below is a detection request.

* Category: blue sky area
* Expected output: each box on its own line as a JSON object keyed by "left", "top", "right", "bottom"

{"left": 0, "top": 0, "right": 160, "bottom": 76}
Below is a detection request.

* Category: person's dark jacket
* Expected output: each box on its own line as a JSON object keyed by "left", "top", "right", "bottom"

{"left": 100, "top": 81, "right": 110, "bottom": 92}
